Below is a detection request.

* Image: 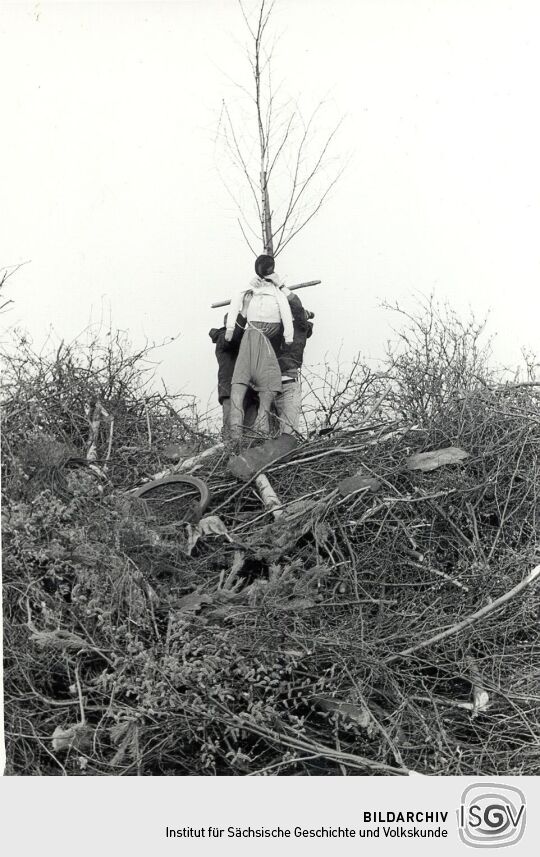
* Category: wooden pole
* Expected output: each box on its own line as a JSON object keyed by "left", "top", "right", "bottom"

{"left": 211, "top": 279, "right": 320, "bottom": 309}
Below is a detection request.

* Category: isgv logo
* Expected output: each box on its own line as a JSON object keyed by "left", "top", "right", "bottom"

{"left": 458, "top": 783, "right": 526, "bottom": 848}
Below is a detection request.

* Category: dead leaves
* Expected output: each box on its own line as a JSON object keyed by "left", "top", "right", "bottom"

{"left": 52, "top": 723, "right": 93, "bottom": 753}
{"left": 185, "top": 515, "right": 231, "bottom": 555}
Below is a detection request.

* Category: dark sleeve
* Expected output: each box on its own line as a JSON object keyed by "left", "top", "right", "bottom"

{"left": 287, "top": 294, "right": 308, "bottom": 333}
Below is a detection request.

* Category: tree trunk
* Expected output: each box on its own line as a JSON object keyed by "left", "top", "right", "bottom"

{"left": 261, "top": 169, "right": 274, "bottom": 255}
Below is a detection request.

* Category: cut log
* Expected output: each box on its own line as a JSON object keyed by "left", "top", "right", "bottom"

{"left": 255, "top": 474, "right": 283, "bottom": 518}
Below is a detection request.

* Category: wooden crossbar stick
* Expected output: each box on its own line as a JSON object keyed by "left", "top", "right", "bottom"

{"left": 211, "top": 279, "right": 321, "bottom": 309}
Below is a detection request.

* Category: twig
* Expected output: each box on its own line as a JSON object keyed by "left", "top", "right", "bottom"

{"left": 386, "top": 565, "right": 540, "bottom": 663}
{"left": 403, "top": 559, "right": 469, "bottom": 592}
{"left": 74, "top": 661, "right": 86, "bottom": 724}
{"left": 230, "top": 715, "right": 410, "bottom": 775}
{"left": 143, "top": 398, "right": 152, "bottom": 450}
{"left": 105, "top": 416, "right": 115, "bottom": 467}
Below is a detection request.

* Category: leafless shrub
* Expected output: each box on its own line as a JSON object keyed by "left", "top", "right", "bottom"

{"left": 382, "top": 294, "right": 494, "bottom": 426}
{"left": 1, "top": 327, "right": 214, "bottom": 490}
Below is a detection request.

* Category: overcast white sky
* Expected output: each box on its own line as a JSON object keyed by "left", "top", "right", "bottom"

{"left": 1, "top": 0, "right": 539, "bottom": 414}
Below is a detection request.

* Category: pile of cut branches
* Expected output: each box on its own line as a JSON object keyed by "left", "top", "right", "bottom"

{"left": 2, "top": 307, "right": 539, "bottom": 776}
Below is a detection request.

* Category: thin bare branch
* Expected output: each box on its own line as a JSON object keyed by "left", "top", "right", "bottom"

{"left": 275, "top": 161, "right": 347, "bottom": 255}
{"left": 237, "top": 218, "right": 259, "bottom": 255}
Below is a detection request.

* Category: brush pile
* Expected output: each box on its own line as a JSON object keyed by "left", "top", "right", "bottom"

{"left": 2, "top": 306, "right": 539, "bottom": 776}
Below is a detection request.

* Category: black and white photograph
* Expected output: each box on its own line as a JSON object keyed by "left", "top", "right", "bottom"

{"left": 1, "top": 0, "right": 539, "bottom": 806}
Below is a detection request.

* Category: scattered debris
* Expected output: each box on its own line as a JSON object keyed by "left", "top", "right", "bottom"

{"left": 162, "top": 442, "right": 197, "bottom": 462}
{"left": 406, "top": 446, "right": 469, "bottom": 472}
{"left": 132, "top": 473, "right": 211, "bottom": 523}
{"left": 313, "top": 696, "right": 372, "bottom": 732}
{"left": 466, "top": 656, "right": 490, "bottom": 716}
{"left": 176, "top": 590, "right": 213, "bottom": 612}
{"left": 338, "top": 471, "right": 381, "bottom": 497}
{"left": 228, "top": 433, "right": 298, "bottom": 481}
{"left": 30, "top": 629, "right": 90, "bottom": 652}
{"left": 52, "top": 723, "right": 93, "bottom": 753}
{"left": 185, "top": 514, "right": 231, "bottom": 555}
